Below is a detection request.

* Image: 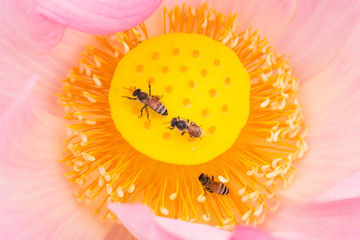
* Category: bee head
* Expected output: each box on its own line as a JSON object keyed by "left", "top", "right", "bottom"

{"left": 198, "top": 173, "right": 208, "bottom": 185}
{"left": 170, "top": 118, "right": 178, "bottom": 128}
{"left": 198, "top": 173, "right": 205, "bottom": 180}
{"left": 132, "top": 88, "right": 141, "bottom": 96}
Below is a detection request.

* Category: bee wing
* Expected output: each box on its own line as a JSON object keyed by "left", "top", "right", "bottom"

{"left": 200, "top": 128, "right": 207, "bottom": 137}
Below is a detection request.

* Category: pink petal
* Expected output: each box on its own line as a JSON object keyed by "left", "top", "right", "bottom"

{"left": 34, "top": 0, "right": 162, "bottom": 34}
{"left": 0, "top": 28, "right": 93, "bottom": 112}
{"left": 230, "top": 227, "right": 276, "bottom": 240}
{"left": 108, "top": 203, "right": 235, "bottom": 240}
{"left": 313, "top": 171, "right": 360, "bottom": 202}
{"left": 275, "top": 0, "right": 360, "bottom": 81}
{"left": 105, "top": 224, "right": 137, "bottom": 240}
{"left": 164, "top": 0, "right": 296, "bottom": 43}
{"left": 207, "top": 0, "right": 297, "bottom": 43}
{"left": 109, "top": 203, "right": 282, "bottom": 240}
{"left": 0, "top": 76, "right": 112, "bottom": 239}
{"left": 264, "top": 197, "right": 360, "bottom": 240}
{"left": 108, "top": 204, "right": 182, "bottom": 240}
{"left": 0, "top": 0, "right": 65, "bottom": 54}
{"left": 280, "top": 21, "right": 360, "bottom": 201}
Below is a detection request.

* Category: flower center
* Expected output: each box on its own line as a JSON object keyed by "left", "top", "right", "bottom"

{"left": 109, "top": 33, "right": 250, "bottom": 165}
{"left": 59, "top": 3, "right": 307, "bottom": 228}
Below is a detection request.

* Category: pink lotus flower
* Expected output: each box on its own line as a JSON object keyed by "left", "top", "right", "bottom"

{"left": 1, "top": 0, "right": 360, "bottom": 239}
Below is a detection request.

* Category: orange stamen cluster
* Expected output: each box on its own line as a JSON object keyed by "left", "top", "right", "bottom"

{"left": 58, "top": 3, "right": 307, "bottom": 229}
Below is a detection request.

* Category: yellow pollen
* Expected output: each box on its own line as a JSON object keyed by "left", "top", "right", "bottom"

{"left": 109, "top": 33, "right": 250, "bottom": 165}
{"left": 58, "top": 2, "right": 307, "bottom": 229}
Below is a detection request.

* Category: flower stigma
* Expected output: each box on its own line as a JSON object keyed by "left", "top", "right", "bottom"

{"left": 59, "top": 3, "right": 307, "bottom": 229}
{"left": 109, "top": 33, "right": 250, "bottom": 165}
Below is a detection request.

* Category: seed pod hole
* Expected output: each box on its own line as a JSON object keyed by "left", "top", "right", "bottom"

{"left": 193, "top": 50, "right": 200, "bottom": 58}
{"left": 180, "top": 65, "right": 188, "bottom": 73}
{"left": 224, "top": 77, "right": 231, "bottom": 85}
{"left": 152, "top": 52, "right": 160, "bottom": 60}
{"left": 136, "top": 65, "right": 144, "bottom": 73}
{"left": 163, "top": 132, "right": 171, "bottom": 140}
{"left": 173, "top": 48, "right": 180, "bottom": 56}
{"left": 209, "top": 89, "right": 217, "bottom": 97}
{"left": 201, "top": 69, "right": 208, "bottom": 77}
{"left": 183, "top": 98, "right": 191, "bottom": 107}
{"left": 214, "top": 59, "right": 221, "bottom": 66}
{"left": 162, "top": 66, "right": 169, "bottom": 73}
{"left": 221, "top": 105, "right": 229, "bottom": 113}
{"left": 188, "top": 80, "right": 196, "bottom": 89}
{"left": 132, "top": 106, "right": 139, "bottom": 115}
{"left": 144, "top": 121, "right": 152, "bottom": 130}
{"left": 208, "top": 126, "right": 216, "bottom": 134}
{"left": 165, "top": 85, "right": 173, "bottom": 93}
{"left": 202, "top": 109, "right": 210, "bottom": 117}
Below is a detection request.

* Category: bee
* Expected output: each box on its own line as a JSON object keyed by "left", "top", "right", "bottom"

{"left": 168, "top": 117, "right": 202, "bottom": 138}
{"left": 198, "top": 173, "right": 229, "bottom": 195}
{"left": 122, "top": 83, "right": 168, "bottom": 120}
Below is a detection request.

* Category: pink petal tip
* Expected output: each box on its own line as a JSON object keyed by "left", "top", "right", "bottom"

{"left": 34, "top": 0, "right": 162, "bottom": 34}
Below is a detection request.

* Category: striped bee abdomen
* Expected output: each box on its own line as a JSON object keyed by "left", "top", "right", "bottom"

{"left": 149, "top": 98, "right": 168, "bottom": 115}
{"left": 217, "top": 182, "right": 229, "bottom": 195}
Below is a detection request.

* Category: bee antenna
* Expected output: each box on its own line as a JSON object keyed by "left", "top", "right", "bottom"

{"left": 123, "top": 87, "right": 135, "bottom": 91}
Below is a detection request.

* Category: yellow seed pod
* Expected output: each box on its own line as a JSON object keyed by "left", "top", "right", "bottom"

{"left": 109, "top": 33, "right": 250, "bottom": 165}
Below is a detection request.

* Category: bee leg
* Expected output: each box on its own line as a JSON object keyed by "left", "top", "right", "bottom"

{"left": 145, "top": 106, "right": 150, "bottom": 121}
{"left": 139, "top": 105, "right": 146, "bottom": 118}
{"left": 168, "top": 127, "right": 175, "bottom": 130}
{"left": 148, "top": 82, "right": 152, "bottom": 96}
{"left": 212, "top": 176, "right": 214, "bottom": 182}
{"left": 122, "top": 96, "right": 137, "bottom": 100}
{"left": 187, "top": 119, "right": 190, "bottom": 123}
{"left": 181, "top": 131, "right": 186, "bottom": 136}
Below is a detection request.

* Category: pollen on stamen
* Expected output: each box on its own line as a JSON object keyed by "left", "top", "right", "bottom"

{"left": 238, "top": 187, "right": 246, "bottom": 195}
{"left": 202, "top": 214, "right": 211, "bottom": 222}
{"left": 99, "top": 166, "right": 106, "bottom": 176}
{"left": 86, "top": 120, "right": 97, "bottom": 125}
{"left": 197, "top": 194, "right": 206, "bottom": 202}
{"left": 218, "top": 175, "right": 229, "bottom": 183}
{"left": 83, "top": 92, "right": 96, "bottom": 103}
{"left": 169, "top": 193, "right": 177, "bottom": 200}
{"left": 98, "top": 177, "right": 105, "bottom": 187}
{"left": 160, "top": 207, "right": 169, "bottom": 215}
{"left": 261, "top": 98, "right": 270, "bottom": 108}
{"left": 104, "top": 174, "right": 111, "bottom": 182}
{"left": 106, "top": 184, "right": 113, "bottom": 194}
{"left": 93, "top": 74, "right": 102, "bottom": 87}
{"left": 80, "top": 134, "right": 87, "bottom": 144}
{"left": 241, "top": 210, "right": 252, "bottom": 222}
{"left": 117, "top": 187, "right": 124, "bottom": 198}
{"left": 94, "top": 56, "right": 102, "bottom": 67}
{"left": 84, "top": 64, "right": 91, "bottom": 76}
{"left": 127, "top": 184, "right": 135, "bottom": 193}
